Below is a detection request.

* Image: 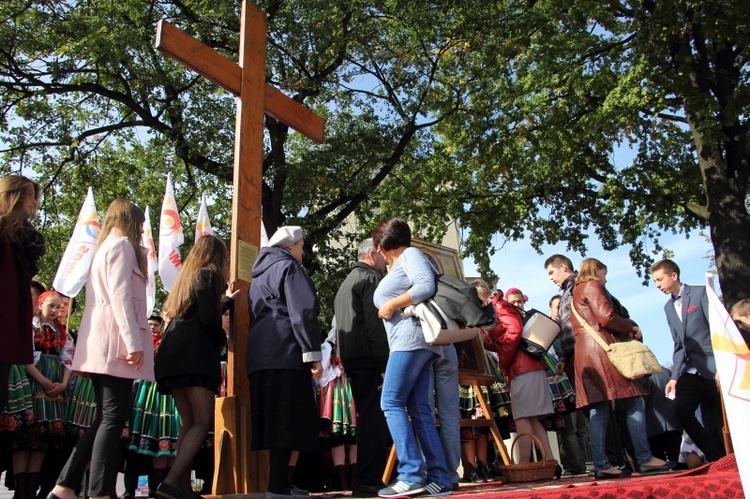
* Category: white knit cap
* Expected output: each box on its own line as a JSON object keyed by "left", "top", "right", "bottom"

{"left": 268, "top": 225, "right": 303, "bottom": 248}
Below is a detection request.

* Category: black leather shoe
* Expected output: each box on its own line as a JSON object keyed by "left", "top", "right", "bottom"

{"left": 477, "top": 461, "right": 492, "bottom": 482}
{"left": 594, "top": 469, "right": 632, "bottom": 480}
{"left": 155, "top": 483, "right": 194, "bottom": 499}
{"left": 468, "top": 467, "right": 484, "bottom": 484}
{"left": 637, "top": 462, "right": 672, "bottom": 473}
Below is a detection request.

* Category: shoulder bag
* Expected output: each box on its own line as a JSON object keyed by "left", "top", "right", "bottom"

{"left": 571, "top": 302, "right": 662, "bottom": 380}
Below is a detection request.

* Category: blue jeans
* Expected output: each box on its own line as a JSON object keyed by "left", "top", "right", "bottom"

{"left": 429, "top": 345, "right": 460, "bottom": 483}
{"left": 589, "top": 396, "right": 653, "bottom": 470}
{"left": 381, "top": 349, "right": 451, "bottom": 488}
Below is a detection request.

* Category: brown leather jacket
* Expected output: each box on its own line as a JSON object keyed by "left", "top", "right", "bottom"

{"left": 570, "top": 280, "right": 647, "bottom": 408}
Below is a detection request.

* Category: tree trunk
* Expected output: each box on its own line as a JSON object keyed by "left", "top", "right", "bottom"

{"left": 688, "top": 116, "right": 750, "bottom": 310}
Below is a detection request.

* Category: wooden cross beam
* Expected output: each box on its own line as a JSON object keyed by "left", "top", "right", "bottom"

{"left": 154, "top": 2, "right": 324, "bottom": 494}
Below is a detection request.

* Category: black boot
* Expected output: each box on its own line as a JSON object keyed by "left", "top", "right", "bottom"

{"left": 331, "top": 465, "right": 348, "bottom": 491}
{"left": 25, "top": 472, "right": 38, "bottom": 499}
{"left": 347, "top": 464, "right": 356, "bottom": 490}
{"left": 286, "top": 465, "right": 296, "bottom": 490}
{"left": 13, "top": 473, "right": 28, "bottom": 499}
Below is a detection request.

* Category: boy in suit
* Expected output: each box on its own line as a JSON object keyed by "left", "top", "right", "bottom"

{"left": 650, "top": 259, "right": 725, "bottom": 462}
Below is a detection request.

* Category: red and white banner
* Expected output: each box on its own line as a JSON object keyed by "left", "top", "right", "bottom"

{"left": 158, "top": 172, "right": 184, "bottom": 292}
{"left": 706, "top": 273, "right": 750, "bottom": 496}
{"left": 52, "top": 187, "right": 100, "bottom": 297}
{"left": 141, "top": 206, "right": 158, "bottom": 316}
{"left": 195, "top": 194, "right": 213, "bottom": 243}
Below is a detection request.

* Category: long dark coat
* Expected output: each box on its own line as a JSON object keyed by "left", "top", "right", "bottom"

{"left": 570, "top": 280, "right": 647, "bottom": 408}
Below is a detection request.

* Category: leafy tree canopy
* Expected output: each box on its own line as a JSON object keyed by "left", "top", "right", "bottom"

{"left": 1, "top": 0, "right": 749, "bottom": 323}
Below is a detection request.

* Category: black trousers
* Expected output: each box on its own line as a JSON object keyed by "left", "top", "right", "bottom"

{"left": 674, "top": 373, "right": 725, "bottom": 462}
{"left": 57, "top": 374, "right": 133, "bottom": 496}
{"left": 346, "top": 366, "right": 391, "bottom": 489}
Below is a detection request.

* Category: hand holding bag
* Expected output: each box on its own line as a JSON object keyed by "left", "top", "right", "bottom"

{"left": 571, "top": 303, "right": 662, "bottom": 380}
{"left": 400, "top": 252, "right": 482, "bottom": 345}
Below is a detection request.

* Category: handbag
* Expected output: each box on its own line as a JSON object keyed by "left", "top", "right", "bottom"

{"left": 519, "top": 309, "right": 560, "bottom": 359}
{"left": 404, "top": 299, "right": 481, "bottom": 345}
{"left": 571, "top": 303, "right": 662, "bottom": 380}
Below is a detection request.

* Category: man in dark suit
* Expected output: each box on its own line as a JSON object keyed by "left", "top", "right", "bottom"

{"left": 650, "top": 259, "right": 725, "bottom": 462}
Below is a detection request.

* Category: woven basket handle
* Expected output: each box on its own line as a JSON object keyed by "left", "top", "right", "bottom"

{"left": 509, "top": 432, "right": 548, "bottom": 463}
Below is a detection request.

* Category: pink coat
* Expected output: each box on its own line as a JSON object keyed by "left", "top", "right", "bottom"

{"left": 71, "top": 234, "right": 155, "bottom": 381}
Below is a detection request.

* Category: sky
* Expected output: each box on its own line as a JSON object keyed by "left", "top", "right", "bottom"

{"left": 461, "top": 229, "right": 716, "bottom": 367}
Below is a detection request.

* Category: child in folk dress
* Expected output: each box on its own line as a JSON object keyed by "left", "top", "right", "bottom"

{"left": 21, "top": 291, "right": 74, "bottom": 498}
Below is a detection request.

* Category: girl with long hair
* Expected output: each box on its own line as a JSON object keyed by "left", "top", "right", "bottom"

{"left": 155, "top": 234, "right": 236, "bottom": 499}
{"left": 0, "top": 175, "right": 46, "bottom": 415}
{"left": 50, "top": 199, "right": 154, "bottom": 499}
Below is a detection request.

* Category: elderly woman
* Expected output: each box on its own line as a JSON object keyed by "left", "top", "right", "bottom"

{"left": 372, "top": 217, "right": 451, "bottom": 498}
{"left": 570, "top": 257, "right": 671, "bottom": 478}
{"left": 247, "top": 226, "right": 322, "bottom": 499}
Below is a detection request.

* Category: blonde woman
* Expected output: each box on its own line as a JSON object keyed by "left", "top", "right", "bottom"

{"left": 571, "top": 258, "right": 671, "bottom": 478}
{"left": 155, "top": 235, "right": 236, "bottom": 499}
{"left": 50, "top": 199, "right": 153, "bottom": 499}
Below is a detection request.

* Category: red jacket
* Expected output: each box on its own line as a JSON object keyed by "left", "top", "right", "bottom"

{"left": 481, "top": 294, "right": 546, "bottom": 380}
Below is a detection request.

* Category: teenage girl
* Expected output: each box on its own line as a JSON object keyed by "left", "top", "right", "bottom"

{"left": 154, "top": 235, "right": 236, "bottom": 499}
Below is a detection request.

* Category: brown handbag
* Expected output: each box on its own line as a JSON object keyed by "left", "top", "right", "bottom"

{"left": 571, "top": 303, "right": 663, "bottom": 380}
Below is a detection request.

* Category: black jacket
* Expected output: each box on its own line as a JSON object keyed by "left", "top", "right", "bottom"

{"left": 334, "top": 262, "right": 389, "bottom": 372}
{"left": 557, "top": 271, "right": 577, "bottom": 365}
{"left": 155, "top": 270, "right": 226, "bottom": 385}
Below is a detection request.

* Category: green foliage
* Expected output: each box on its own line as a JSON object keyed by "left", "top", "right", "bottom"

{"left": 2, "top": 0, "right": 749, "bottom": 312}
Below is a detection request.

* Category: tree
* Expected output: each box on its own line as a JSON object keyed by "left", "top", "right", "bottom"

{"left": 2, "top": 0, "right": 748, "bottom": 316}
{"left": 427, "top": 0, "right": 749, "bottom": 307}
{"left": 1, "top": 0, "right": 472, "bottom": 321}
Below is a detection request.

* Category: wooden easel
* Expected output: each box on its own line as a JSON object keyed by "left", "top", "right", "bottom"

{"left": 381, "top": 360, "right": 512, "bottom": 484}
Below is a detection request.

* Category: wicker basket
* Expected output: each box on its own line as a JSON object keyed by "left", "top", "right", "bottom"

{"left": 498, "top": 433, "right": 559, "bottom": 483}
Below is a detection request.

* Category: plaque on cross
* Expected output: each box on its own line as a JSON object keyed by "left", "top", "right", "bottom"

{"left": 155, "top": 1, "right": 324, "bottom": 493}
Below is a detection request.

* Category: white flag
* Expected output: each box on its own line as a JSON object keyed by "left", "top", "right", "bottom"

{"left": 52, "top": 187, "right": 100, "bottom": 297}
{"left": 260, "top": 218, "right": 269, "bottom": 248}
{"left": 706, "top": 274, "right": 750, "bottom": 497}
{"left": 195, "top": 194, "right": 214, "bottom": 243}
{"left": 158, "top": 172, "right": 184, "bottom": 292}
{"left": 141, "top": 206, "right": 158, "bottom": 316}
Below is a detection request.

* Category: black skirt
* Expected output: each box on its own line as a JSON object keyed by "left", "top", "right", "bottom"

{"left": 249, "top": 369, "right": 320, "bottom": 453}
{"left": 157, "top": 374, "right": 219, "bottom": 395}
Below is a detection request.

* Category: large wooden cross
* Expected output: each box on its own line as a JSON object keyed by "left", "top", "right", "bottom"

{"left": 155, "top": 2, "right": 324, "bottom": 494}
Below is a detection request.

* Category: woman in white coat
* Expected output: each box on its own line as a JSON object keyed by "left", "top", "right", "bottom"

{"left": 49, "top": 199, "right": 154, "bottom": 499}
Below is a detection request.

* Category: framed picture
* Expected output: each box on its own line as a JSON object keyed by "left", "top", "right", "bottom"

{"left": 412, "top": 238, "right": 492, "bottom": 378}
{"left": 411, "top": 238, "right": 463, "bottom": 278}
